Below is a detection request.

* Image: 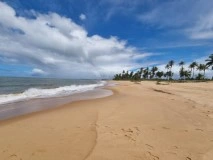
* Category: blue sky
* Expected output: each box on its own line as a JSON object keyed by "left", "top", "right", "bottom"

{"left": 0, "top": 0, "right": 213, "bottom": 78}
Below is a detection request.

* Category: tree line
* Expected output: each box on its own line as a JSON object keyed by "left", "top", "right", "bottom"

{"left": 113, "top": 54, "right": 213, "bottom": 81}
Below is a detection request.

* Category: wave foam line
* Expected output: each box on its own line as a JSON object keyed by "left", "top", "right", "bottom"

{"left": 0, "top": 81, "right": 106, "bottom": 105}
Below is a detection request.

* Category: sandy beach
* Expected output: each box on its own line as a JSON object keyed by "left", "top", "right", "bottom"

{"left": 0, "top": 81, "right": 213, "bottom": 160}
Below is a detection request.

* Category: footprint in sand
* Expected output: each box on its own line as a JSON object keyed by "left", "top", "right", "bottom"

{"left": 9, "top": 154, "right": 20, "bottom": 160}
{"left": 121, "top": 127, "right": 140, "bottom": 142}
{"left": 9, "top": 154, "right": 17, "bottom": 158}
{"left": 145, "top": 144, "right": 154, "bottom": 150}
{"left": 134, "top": 127, "right": 140, "bottom": 132}
{"left": 166, "top": 146, "right": 179, "bottom": 156}
{"left": 146, "top": 151, "right": 159, "bottom": 160}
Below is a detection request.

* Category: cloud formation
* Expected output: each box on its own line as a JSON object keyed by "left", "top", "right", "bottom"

{"left": 0, "top": 2, "right": 151, "bottom": 78}
{"left": 32, "top": 68, "right": 46, "bottom": 76}
{"left": 188, "top": 11, "right": 213, "bottom": 39}
{"left": 79, "top": 14, "right": 86, "bottom": 21}
{"left": 138, "top": 0, "right": 213, "bottom": 40}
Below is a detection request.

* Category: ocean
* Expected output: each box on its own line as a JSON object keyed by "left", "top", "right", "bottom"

{"left": 0, "top": 77, "right": 106, "bottom": 105}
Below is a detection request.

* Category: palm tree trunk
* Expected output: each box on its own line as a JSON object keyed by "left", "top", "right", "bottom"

{"left": 193, "top": 68, "right": 195, "bottom": 79}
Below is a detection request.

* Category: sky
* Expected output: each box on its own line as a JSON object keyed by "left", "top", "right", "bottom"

{"left": 0, "top": 0, "right": 213, "bottom": 79}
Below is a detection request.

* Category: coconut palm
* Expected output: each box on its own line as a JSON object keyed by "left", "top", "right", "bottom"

{"left": 168, "top": 60, "right": 175, "bottom": 69}
{"left": 165, "top": 64, "right": 170, "bottom": 80}
{"left": 165, "top": 64, "right": 170, "bottom": 71}
{"left": 197, "top": 64, "right": 203, "bottom": 74}
{"left": 196, "top": 73, "right": 204, "bottom": 80}
{"left": 179, "top": 61, "right": 185, "bottom": 68}
{"left": 179, "top": 67, "right": 185, "bottom": 80}
{"left": 197, "top": 64, "right": 208, "bottom": 78}
{"left": 150, "top": 66, "right": 158, "bottom": 79}
{"left": 184, "top": 70, "right": 191, "bottom": 80}
{"left": 156, "top": 71, "right": 164, "bottom": 79}
{"left": 129, "top": 71, "right": 133, "bottom": 79}
{"left": 189, "top": 62, "right": 198, "bottom": 79}
{"left": 168, "top": 60, "right": 175, "bottom": 79}
{"left": 203, "top": 64, "right": 209, "bottom": 78}
{"left": 139, "top": 68, "right": 143, "bottom": 79}
{"left": 179, "top": 61, "right": 185, "bottom": 80}
{"left": 206, "top": 54, "right": 213, "bottom": 70}
{"left": 143, "top": 67, "right": 149, "bottom": 79}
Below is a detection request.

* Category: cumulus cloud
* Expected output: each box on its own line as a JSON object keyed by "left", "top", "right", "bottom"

{"left": 79, "top": 14, "right": 86, "bottom": 21}
{"left": 0, "top": 2, "right": 153, "bottom": 79}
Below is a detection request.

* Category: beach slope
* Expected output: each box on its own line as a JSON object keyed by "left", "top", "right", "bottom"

{"left": 0, "top": 81, "right": 213, "bottom": 160}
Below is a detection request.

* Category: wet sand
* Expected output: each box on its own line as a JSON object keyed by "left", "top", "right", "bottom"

{"left": 0, "top": 88, "right": 112, "bottom": 120}
{"left": 0, "top": 81, "right": 213, "bottom": 160}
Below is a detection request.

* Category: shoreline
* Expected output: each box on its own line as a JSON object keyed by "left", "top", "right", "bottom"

{"left": 0, "top": 85, "right": 113, "bottom": 121}
{"left": 0, "top": 81, "right": 213, "bottom": 160}
{"left": 0, "top": 87, "right": 115, "bottom": 125}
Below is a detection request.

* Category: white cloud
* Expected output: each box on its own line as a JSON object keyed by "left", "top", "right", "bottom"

{"left": 79, "top": 14, "right": 86, "bottom": 21}
{"left": 188, "top": 11, "right": 213, "bottom": 39}
{"left": 137, "top": 0, "right": 213, "bottom": 40}
{"left": 0, "top": 2, "right": 153, "bottom": 79}
{"left": 32, "top": 68, "right": 46, "bottom": 76}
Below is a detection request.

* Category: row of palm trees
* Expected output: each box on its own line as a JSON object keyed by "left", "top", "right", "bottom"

{"left": 113, "top": 54, "right": 213, "bottom": 81}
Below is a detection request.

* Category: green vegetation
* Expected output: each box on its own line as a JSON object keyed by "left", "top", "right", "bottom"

{"left": 113, "top": 54, "right": 213, "bottom": 81}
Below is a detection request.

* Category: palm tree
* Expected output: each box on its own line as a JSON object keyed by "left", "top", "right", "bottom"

{"left": 203, "top": 64, "right": 209, "bottom": 78}
{"left": 196, "top": 73, "right": 204, "bottom": 80}
{"left": 197, "top": 64, "right": 203, "bottom": 74}
{"left": 156, "top": 71, "right": 164, "bottom": 79}
{"left": 179, "top": 67, "right": 185, "bottom": 80}
{"left": 168, "top": 60, "right": 175, "bottom": 69}
{"left": 129, "top": 71, "right": 133, "bottom": 79}
{"left": 143, "top": 67, "right": 149, "bottom": 79}
{"left": 189, "top": 62, "right": 197, "bottom": 79}
{"left": 168, "top": 60, "right": 175, "bottom": 79}
{"left": 179, "top": 61, "right": 185, "bottom": 80}
{"left": 205, "top": 54, "right": 213, "bottom": 79}
{"left": 150, "top": 66, "right": 158, "bottom": 79}
{"left": 179, "top": 61, "right": 185, "bottom": 68}
{"left": 165, "top": 64, "right": 170, "bottom": 80}
{"left": 196, "top": 64, "right": 208, "bottom": 78}
{"left": 165, "top": 64, "right": 170, "bottom": 71}
{"left": 206, "top": 54, "right": 213, "bottom": 75}
{"left": 139, "top": 68, "right": 143, "bottom": 79}
{"left": 184, "top": 70, "right": 191, "bottom": 80}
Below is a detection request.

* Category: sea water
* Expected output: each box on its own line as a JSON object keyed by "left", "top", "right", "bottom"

{"left": 0, "top": 77, "right": 106, "bottom": 105}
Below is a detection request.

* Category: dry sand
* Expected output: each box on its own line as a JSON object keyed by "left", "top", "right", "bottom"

{"left": 0, "top": 81, "right": 213, "bottom": 160}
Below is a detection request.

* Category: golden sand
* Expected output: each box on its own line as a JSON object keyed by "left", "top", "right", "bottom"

{"left": 0, "top": 81, "right": 213, "bottom": 160}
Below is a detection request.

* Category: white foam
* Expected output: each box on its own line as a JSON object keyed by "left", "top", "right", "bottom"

{"left": 0, "top": 81, "right": 106, "bottom": 105}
